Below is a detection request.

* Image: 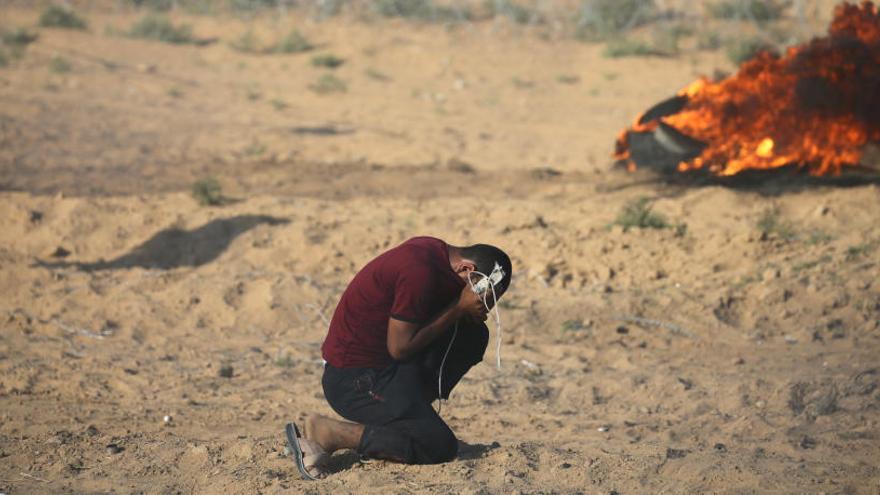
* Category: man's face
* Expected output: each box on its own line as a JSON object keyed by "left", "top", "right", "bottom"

{"left": 453, "top": 261, "right": 505, "bottom": 309}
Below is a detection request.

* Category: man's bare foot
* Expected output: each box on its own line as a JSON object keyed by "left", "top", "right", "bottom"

{"left": 305, "top": 414, "right": 365, "bottom": 453}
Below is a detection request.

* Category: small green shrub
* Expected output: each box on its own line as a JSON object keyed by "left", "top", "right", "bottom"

{"left": 129, "top": 14, "right": 194, "bottom": 44}
{"left": 1, "top": 27, "right": 39, "bottom": 46}
{"left": 845, "top": 243, "right": 873, "bottom": 260}
{"left": 229, "top": 29, "right": 261, "bottom": 53}
{"left": 576, "top": 0, "right": 655, "bottom": 41}
{"left": 806, "top": 230, "right": 833, "bottom": 245}
{"left": 245, "top": 86, "right": 261, "bottom": 100}
{"left": 603, "top": 38, "right": 657, "bottom": 58}
{"left": 274, "top": 355, "right": 295, "bottom": 368}
{"left": 0, "top": 50, "right": 8, "bottom": 68}
{"left": 708, "top": 0, "right": 786, "bottom": 23}
{"left": 128, "top": 0, "right": 174, "bottom": 11}
{"left": 373, "top": 0, "right": 464, "bottom": 21}
{"left": 231, "top": 29, "right": 312, "bottom": 55}
{"left": 39, "top": 5, "right": 88, "bottom": 30}
{"left": 375, "top": 0, "right": 432, "bottom": 18}
{"left": 613, "top": 197, "right": 668, "bottom": 230}
{"left": 792, "top": 255, "right": 831, "bottom": 273}
{"left": 697, "top": 31, "right": 722, "bottom": 50}
{"left": 311, "top": 54, "right": 344, "bottom": 68}
{"left": 229, "top": 0, "right": 278, "bottom": 13}
{"left": 191, "top": 177, "right": 222, "bottom": 206}
{"left": 726, "top": 37, "right": 774, "bottom": 64}
{"left": 557, "top": 74, "right": 580, "bottom": 84}
{"left": 484, "top": 0, "right": 538, "bottom": 24}
{"left": 49, "top": 55, "right": 71, "bottom": 73}
{"left": 511, "top": 77, "right": 535, "bottom": 89}
{"left": 365, "top": 68, "right": 391, "bottom": 81}
{"left": 309, "top": 73, "right": 347, "bottom": 94}
{"left": 275, "top": 29, "right": 313, "bottom": 54}
{"left": 561, "top": 319, "right": 585, "bottom": 332}
{"left": 651, "top": 23, "right": 692, "bottom": 56}
{"left": 756, "top": 207, "right": 796, "bottom": 240}
{"left": 244, "top": 141, "right": 266, "bottom": 156}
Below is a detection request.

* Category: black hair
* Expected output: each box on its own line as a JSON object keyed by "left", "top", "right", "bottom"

{"left": 459, "top": 244, "right": 513, "bottom": 298}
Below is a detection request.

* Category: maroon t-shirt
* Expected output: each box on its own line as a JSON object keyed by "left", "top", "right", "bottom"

{"left": 321, "top": 237, "right": 465, "bottom": 369}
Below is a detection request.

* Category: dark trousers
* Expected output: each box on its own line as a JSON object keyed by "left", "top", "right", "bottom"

{"left": 322, "top": 320, "right": 489, "bottom": 464}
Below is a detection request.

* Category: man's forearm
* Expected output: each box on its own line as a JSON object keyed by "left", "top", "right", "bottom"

{"left": 392, "top": 303, "right": 463, "bottom": 361}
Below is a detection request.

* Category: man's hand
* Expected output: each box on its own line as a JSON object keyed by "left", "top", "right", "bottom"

{"left": 456, "top": 285, "right": 488, "bottom": 322}
{"left": 387, "top": 285, "right": 488, "bottom": 361}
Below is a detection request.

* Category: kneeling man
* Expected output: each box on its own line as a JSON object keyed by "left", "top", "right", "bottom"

{"left": 290, "top": 236, "right": 512, "bottom": 477}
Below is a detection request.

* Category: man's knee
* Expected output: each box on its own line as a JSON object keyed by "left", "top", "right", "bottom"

{"left": 431, "top": 426, "right": 459, "bottom": 463}
{"left": 416, "top": 421, "right": 458, "bottom": 463}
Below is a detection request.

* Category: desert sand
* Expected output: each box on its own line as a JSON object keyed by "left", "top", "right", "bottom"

{"left": 1, "top": 2, "right": 879, "bottom": 494}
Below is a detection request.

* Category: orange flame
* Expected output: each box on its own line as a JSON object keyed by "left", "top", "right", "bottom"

{"left": 615, "top": 1, "right": 880, "bottom": 176}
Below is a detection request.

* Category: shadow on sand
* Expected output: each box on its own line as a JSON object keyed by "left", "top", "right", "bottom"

{"left": 315, "top": 440, "right": 500, "bottom": 477}
{"left": 35, "top": 214, "right": 289, "bottom": 271}
{"left": 602, "top": 163, "right": 880, "bottom": 197}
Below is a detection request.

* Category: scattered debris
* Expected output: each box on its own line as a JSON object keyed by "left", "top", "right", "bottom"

{"left": 520, "top": 359, "right": 541, "bottom": 375}
{"left": 665, "top": 447, "right": 687, "bottom": 459}
{"left": 613, "top": 315, "right": 696, "bottom": 338}
{"left": 799, "top": 436, "right": 817, "bottom": 449}
{"left": 51, "top": 246, "right": 71, "bottom": 258}
{"left": 218, "top": 364, "right": 234, "bottom": 378}
{"left": 788, "top": 382, "right": 808, "bottom": 415}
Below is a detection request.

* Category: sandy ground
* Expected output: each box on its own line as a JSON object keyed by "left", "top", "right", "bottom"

{"left": 1, "top": 4, "right": 879, "bottom": 494}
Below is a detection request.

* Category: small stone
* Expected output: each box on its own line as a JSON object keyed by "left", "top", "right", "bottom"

{"left": 616, "top": 326, "right": 629, "bottom": 334}
{"left": 799, "top": 436, "right": 817, "bottom": 449}
{"left": 763, "top": 268, "right": 781, "bottom": 280}
{"left": 105, "top": 443, "right": 123, "bottom": 454}
{"left": 714, "top": 443, "right": 727, "bottom": 453}
{"left": 29, "top": 210, "right": 43, "bottom": 223}
{"left": 733, "top": 357, "right": 745, "bottom": 365}
{"left": 218, "top": 365, "right": 234, "bottom": 378}
{"left": 755, "top": 400, "right": 766, "bottom": 408}
{"left": 163, "top": 415, "right": 173, "bottom": 425}
{"left": 666, "top": 447, "right": 687, "bottom": 459}
{"left": 51, "top": 246, "right": 71, "bottom": 258}
{"left": 597, "top": 425, "right": 610, "bottom": 432}
{"left": 559, "top": 462, "right": 572, "bottom": 469}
